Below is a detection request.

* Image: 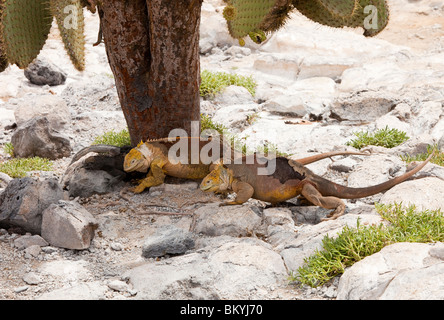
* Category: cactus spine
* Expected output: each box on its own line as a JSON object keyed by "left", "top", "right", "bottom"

{"left": 0, "top": 0, "right": 52, "bottom": 68}
{"left": 50, "top": 0, "right": 86, "bottom": 71}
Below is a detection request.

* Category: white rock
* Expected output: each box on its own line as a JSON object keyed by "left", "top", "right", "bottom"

{"left": 38, "top": 260, "right": 91, "bottom": 282}
{"left": 253, "top": 53, "right": 301, "bottom": 80}
{"left": 124, "top": 238, "right": 287, "bottom": 299}
{"left": 347, "top": 155, "right": 406, "bottom": 188}
{"left": 339, "top": 61, "right": 410, "bottom": 92}
{"left": 337, "top": 242, "right": 444, "bottom": 300}
{"left": 380, "top": 177, "right": 444, "bottom": 212}
{"left": 37, "top": 281, "right": 107, "bottom": 300}
{"left": 14, "top": 94, "right": 71, "bottom": 130}
{"left": 211, "top": 103, "right": 259, "bottom": 132}
{"left": 263, "top": 77, "right": 336, "bottom": 117}
{"left": 411, "top": 101, "right": 443, "bottom": 136}
{"left": 0, "top": 74, "right": 21, "bottom": 98}
{"left": 107, "top": 280, "right": 129, "bottom": 292}
{"left": 23, "top": 272, "right": 42, "bottom": 285}
{"left": 0, "top": 108, "right": 15, "bottom": 129}
{"left": 213, "top": 85, "right": 254, "bottom": 105}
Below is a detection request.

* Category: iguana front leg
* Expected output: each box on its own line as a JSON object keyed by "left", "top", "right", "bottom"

{"left": 130, "top": 159, "right": 166, "bottom": 193}
{"left": 301, "top": 182, "right": 346, "bottom": 221}
{"left": 219, "top": 180, "right": 254, "bottom": 206}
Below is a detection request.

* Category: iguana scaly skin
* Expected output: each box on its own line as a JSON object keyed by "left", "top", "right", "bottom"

{"left": 200, "top": 152, "right": 433, "bottom": 221}
{"left": 69, "top": 138, "right": 370, "bottom": 194}
{"left": 123, "top": 137, "right": 228, "bottom": 193}
{"left": 123, "top": 137, "right": 371, "bottom": 193}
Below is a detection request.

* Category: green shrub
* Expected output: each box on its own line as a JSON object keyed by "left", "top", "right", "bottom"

{"left": 2, "top": 143, "right": 14, "bottom": 157}
{"left": 200, "top": 70, "right": 257, "bottom": 98}
{"left": 400, "top": 144, "right": 444, "bottom": 167}
{"left": 0, "top": 157, "right": 53, "bottom": 178}
{"left": 93, "top": 129, "right": 131, "bottom": 147}
{"left": 291, "top": 203, "right": 444, "bottom": 287}
{"left": 346, "top": 126, "right": 409, "bottom": 149}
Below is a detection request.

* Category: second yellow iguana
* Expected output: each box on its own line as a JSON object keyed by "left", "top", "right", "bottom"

{"left": 200, "top": 152, "right": 434, "bottom": 221}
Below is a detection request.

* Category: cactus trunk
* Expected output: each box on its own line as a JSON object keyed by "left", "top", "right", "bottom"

{"left": 100, "top": 0, "right": 202, "bottom": 146}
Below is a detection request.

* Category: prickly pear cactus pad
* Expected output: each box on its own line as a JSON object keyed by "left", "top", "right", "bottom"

{"left": 50, "top": 0, "right": 85, "bottom": 71}
{"left": 293, "top": 0, "right": 389, "bottom": 36}
{"left": 0, "top": 5, "right": 7, "bottom": 72}
{"left": 224, "top": 0, "right": 292, "bottom": 45}
{"left": 0, "top": 0, "right": 52, "bottom": 68}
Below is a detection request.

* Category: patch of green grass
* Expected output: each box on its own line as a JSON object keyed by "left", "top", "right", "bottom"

{"left": 200, "top": 113, "right": 228, "bottom": 136}
{"left": 2, "top": 143, "right": 14, "bottom": 157}
{"left": 400, "top": 144, "right": 444, "bottom": 167}
{"left": 291, "top": 203, "right": 444, "bottom": 287}
{"left": 200, "top": 70, "right": 257, "bottom": 98}
{"left": 93, "top": 129, "right": 131, "bottom": 147}
{"left": 0, "top": 157, "right": 53, "bottom": 178}
{"left": 346, "top": 126, "right": 409, "bottom": 149}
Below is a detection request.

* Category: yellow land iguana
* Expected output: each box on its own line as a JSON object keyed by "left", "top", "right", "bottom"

{"left": 122, "top": 137, "right": 370, "bottom": 193}
{"left": 199, "top": 152, "right": 434, "bottom": 221}
{"left": 69, "top": 138, "right": 370, "bottom": 194}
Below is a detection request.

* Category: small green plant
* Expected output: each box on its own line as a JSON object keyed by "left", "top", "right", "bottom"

{"left": 291, "top": 203, "right": 444, "bottom": 287}
{"left": 346, "top": 126, "right": 409, "bottom": 149}
{"left": 2, "top": 143, "right": 14, "bottom": 157}
{"left": 200, "top": 113, "right": 228, "bottom": 136}
{"left": 200, "top": 70, "right": 257, "bottom": 98}
{"left": 0, "top": 157, "right": 53, "bottom": 178}
{"left": 400, "top": 144, "right": 444, "bottom": 167}
{"left": 93, "top": 129, "right": 131, "bottom": 147}
{"left": 246, "top": 112, "right": 260, "bottom": 125}
{"left": 256, "top": 142, "right": 291, "bottom": 157}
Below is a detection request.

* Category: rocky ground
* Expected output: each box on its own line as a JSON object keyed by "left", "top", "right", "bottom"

{"left": 0, "top": 0, "right": 444, "bottom": 300}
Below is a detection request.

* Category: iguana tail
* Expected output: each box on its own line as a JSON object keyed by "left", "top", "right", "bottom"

{"left": 69, "top": 144, "right": 121, "bottom": 165}
{"left": 312, "top": 152, "right": 434, "bottom": 199}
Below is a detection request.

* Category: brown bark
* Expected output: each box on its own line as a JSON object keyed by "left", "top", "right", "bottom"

{"left": 99, "top": 0, "right": 202, "bottom": 146}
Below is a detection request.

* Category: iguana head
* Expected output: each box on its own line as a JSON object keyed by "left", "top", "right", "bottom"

{"left": 200, "top": 164, "right": 233, "bottom": 193}
{"left": 123, "top": 141, "right": 153, "bottom": 172}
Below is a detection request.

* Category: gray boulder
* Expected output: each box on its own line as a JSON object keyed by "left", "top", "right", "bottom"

{"left": 11, "top": 116, "right": 72, "bottom": 160}
{"left": 337, "top": 242, "right": 444, "bottom": 300}
{"left": 124, "top": 238, "right": 288, "bottom": 299}
{"left": 24, "top": 58, "right": 67, "bottom": 86}
{"left": 191, "top": 203, "right": 263, "bottom": 237}
{"left": 0, "top": 178, "right": 63, "bottom": 234}
{"left": 41, "top": 201, "right": 98, "bottom": 250}
{"left": 142, "top": 225, "right": 195, "bottom": 258}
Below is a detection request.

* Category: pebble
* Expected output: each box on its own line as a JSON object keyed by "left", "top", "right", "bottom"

{"left": 23, "top": 272, "right": 42, "bottom": 285}
{"left": 24, "top": 245, "right": 41, "bottom": 258}
{"left": 110, "top": 242, "right": 123, "bottom": 251}
{"left": 107, "top": 280, "right": 129, "bottom": 292}
{"left": 14, "top": 286, "right": 29, "bottom": 293}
